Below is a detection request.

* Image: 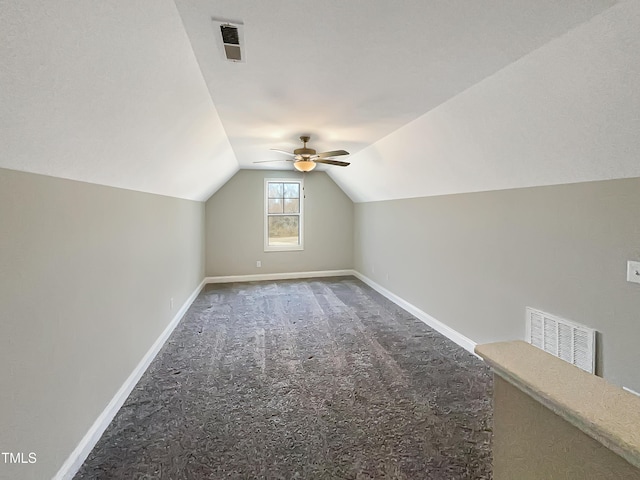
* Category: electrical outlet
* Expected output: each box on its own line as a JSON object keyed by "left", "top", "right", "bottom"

{"left": 627, "top": 261, "right": 640, "bottom": 284}
{"left": 256, "top": 260, "right": 262, "bottom": 268}
{"left": 170, "top": 297, "right": 174, "bottom": 310}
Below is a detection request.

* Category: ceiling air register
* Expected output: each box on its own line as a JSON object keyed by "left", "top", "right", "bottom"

{"left": 214, "top": 19, "right": 245, "bottom": 62}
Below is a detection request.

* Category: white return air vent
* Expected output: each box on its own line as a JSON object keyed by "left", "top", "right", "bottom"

{"left": 213, "top": 19, "right": 245, "bottom": 62}
{"left": 526, "top": 307, "right": 596, "bottom": 374}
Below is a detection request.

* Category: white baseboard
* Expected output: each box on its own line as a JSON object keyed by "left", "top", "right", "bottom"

{"left": 352, "top": 271, "right": 478, "bottom": 356}
{"left": 205, "top": 269, "right": 354, "bottom": 284}
{"left": 53, "top": 278, "right": 207, "bottom": 480}
{"left": 623, "top": 386, "right": 640, "bottom": 397}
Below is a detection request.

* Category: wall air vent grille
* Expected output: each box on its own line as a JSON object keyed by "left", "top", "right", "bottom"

{"left": 526, "top": 307, "right": 596, "bottom": 374}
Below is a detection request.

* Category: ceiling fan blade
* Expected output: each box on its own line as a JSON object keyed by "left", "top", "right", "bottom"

{"left": 314, "top": 159, "right": 350, "bottom": 167}
{"left": 315, "top": 149, "right": 349, "bottom": 158}
{"left": 253, "top": 159, "right": 294, "bottom": 164}
{"left": 270, "top": 149, "right": 296, "bottom": 157}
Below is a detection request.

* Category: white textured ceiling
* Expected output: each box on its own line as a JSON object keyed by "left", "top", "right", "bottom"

{"left": 4, "top": 0, "right": 639, "bottom": 202}
{"left": 0, "top": 0, "right": 237, "bottom": 201}
{"left": 329, "top": 0, "right": 640, "bottom": 202}
{"left": 173, "top": 0, "right": 616, "bottom": 169}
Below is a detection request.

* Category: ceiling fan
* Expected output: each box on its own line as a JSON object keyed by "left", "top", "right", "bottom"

{"left": 254, "top": 135, "right": 350, "bottom": 172}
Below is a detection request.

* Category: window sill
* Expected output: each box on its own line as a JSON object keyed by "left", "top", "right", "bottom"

{"left": 264, "top": 245, "right": 304, "bottom": 252}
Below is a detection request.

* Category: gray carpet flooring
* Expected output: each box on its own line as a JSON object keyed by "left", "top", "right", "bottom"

{"left": 74, "top": 277, "right": 493, "bottom": 479}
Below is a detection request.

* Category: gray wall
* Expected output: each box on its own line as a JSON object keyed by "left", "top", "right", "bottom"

{"left": 205, "top": 170, "right": 353, "bottom": 276}
{"left": 354, "top": 178, "right": 640, "bottom": 391}
{"left": 0, "top": 168, "right": 205, "bottom": 480}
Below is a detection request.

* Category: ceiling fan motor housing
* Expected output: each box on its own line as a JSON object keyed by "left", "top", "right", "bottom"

{"left": 294, "top": 135, "right": 315, "bottom": 158}
{"left": 293, "top": 147, "right": 316, "bottom": 158}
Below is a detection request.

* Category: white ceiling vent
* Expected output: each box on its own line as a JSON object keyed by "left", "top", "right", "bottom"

{"left": 213, "top": 19, "right": 245, "bottom": 63}
{"left": 526, "top": 307, "right": 596, "bottom": 374}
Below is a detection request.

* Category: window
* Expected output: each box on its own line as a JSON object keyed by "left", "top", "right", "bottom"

{"left": 264, "top": 179, "right": 303, "bottom": 251}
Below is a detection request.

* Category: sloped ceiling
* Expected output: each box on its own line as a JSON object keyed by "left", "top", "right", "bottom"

{"left": 330, "top": 0, "right": 640, "bottom": 202}
{"left": 4, "top": 0, "right": 639, "bottom": 203}
{"left": 0, "top": 0, "right": 237, "bottom": 201}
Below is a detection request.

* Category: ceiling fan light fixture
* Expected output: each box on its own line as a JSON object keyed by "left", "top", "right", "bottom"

{"left": 255, "top": 135, "right": 350, "bottom": 170}
{"left": 293, "top": 160, "right": 316, "bottom": 172}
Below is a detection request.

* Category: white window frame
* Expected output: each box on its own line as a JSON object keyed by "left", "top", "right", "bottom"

{"left": 264, "top": 178, "right": 304, "bottom": 252}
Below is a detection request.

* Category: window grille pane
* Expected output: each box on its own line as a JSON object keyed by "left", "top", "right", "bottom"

{"left": 268, "top": 198, "right": 283, "bottom": 214}
{"left": 268, "top": 182, "right": 283, "bottom": 198}
{"left": 283, "top": 198, "right": 299, "bottom": 213}
{"left": 268, "top": 216, "right": 299, "bottom": 246}
{"left": 283, "top": 183, "right": 299, "bottom": 199}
